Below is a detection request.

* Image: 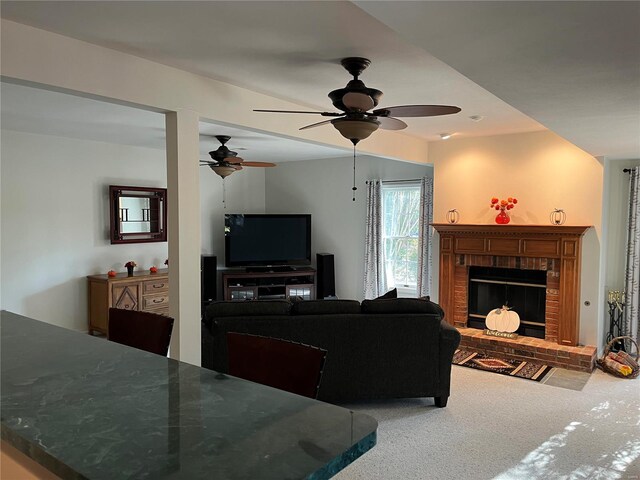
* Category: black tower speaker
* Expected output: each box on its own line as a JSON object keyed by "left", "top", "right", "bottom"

{"left": 316, "top": 253, "right": 335, "bottom": 299}
{"left": 201, "top": 255, "right": 217, "bottom": 306}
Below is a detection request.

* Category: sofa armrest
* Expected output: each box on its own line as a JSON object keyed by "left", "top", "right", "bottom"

{"left": 440, "top": 320, "right": 461, "bottom": 348}
{"left": 437, "top": 320, "right": 461, "bottom": 399}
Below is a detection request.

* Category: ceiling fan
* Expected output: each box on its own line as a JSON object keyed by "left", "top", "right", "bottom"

{"left": 254, "top": 57, "right": 461, "bottom": 144}
{"left": 200, "top": 135, "right": 276, "bottom": 179}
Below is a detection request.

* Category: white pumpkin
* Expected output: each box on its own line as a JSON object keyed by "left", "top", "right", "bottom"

{"left": 486, "top": 306, "right": 520, "bottom": 333}
{"left": 485, "top": 308, "right": 500, "bottom": 330}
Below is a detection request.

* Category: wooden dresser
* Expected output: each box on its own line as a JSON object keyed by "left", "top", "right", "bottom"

{"left": 87, "top": 269, "right": 169, "bottom": 335}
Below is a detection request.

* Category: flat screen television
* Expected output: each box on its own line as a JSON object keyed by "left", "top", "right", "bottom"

{"left": 225, "top": 214, "right": 311, "bottom": 267}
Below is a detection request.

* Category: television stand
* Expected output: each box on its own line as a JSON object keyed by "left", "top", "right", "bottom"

{"left": 222, "top": 268, "right": 316, "bottom": 301}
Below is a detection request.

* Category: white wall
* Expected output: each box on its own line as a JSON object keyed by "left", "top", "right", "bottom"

{"left": 1, "top": 130, "right": 168, "bottom": 330}
{"left": 0, "top": 129, "right": 267, "bottom": 332}
{"left": 264, "top": 155, "right": 431, "bottom": 301}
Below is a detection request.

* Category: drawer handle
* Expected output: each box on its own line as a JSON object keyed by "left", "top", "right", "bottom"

{"left": 153, "top": 298, "right": 164, "bottom": 304}
{"left": 153, "top": 284, "right": 165, "bottom": 289}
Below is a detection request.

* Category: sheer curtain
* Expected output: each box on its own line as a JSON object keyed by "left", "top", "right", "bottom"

{"left": 417, "top": 177, "right": 434, "bottom": 298}
{"left": 363, "top": 180, "right": 385, "bottom": 299}
{"left": 624, "top": 167, "right": 640, "bottom": 345}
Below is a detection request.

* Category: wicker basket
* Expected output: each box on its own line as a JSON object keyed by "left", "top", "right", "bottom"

{"left": 597, "top": 336, "right": 639, "bottom": 379}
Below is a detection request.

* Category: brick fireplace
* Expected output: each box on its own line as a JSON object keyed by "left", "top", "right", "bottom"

{"left": 433, "top": 224, "right": 596, "bottom": 372}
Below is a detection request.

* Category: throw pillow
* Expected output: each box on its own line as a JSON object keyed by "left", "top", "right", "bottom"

{"left": 375, "top": 288, "right": 397, "bottom": 300}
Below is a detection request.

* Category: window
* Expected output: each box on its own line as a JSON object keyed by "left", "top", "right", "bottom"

{"left": 381, "top": 182, "right": 421, "bottom": 297}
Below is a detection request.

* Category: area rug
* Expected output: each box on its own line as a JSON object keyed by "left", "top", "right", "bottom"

{"left": 453, "top": 349, "right": 553, "bottom": 382}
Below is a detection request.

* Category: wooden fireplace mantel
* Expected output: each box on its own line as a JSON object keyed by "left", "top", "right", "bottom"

{"left": 432, "top": 224, "right": 591, "bottom": 346}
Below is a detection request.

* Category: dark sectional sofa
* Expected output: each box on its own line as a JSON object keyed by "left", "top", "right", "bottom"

{"left": 202, "top": 298, "right": 460, "bottom": 407}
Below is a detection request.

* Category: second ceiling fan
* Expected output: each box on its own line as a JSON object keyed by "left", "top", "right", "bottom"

{"left": 200, "top": 135, "right": 276, "bottom": 179}
{"left": 254, "top": 57, "right": 461, "bottom": 144}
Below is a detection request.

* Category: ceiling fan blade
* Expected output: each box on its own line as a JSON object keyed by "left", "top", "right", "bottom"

{"left": 224, "top": 156, "right": 244, "bottom": 164}
{"left": 231, "top": 165, "right": 244, "bottom": 170}
{"left": 372, "top": 105, "right": 461, "bottom": 118}
{"left": 254, "top": 109, "right": 342, "bottom": 117}
{"left": 241, "top": 161, "right": 277, "bottom": 168}
{"left": 342, "top": 92, "right": 374, "bottom": 111}
{"left": 299, "top": 119, "right": 335, "bottom": 131}
{"left": 376, "top": 116, "right": 408, "bottom": 131}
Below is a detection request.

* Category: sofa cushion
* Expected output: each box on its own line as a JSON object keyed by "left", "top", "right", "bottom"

{"left": 206, "top": 300, "right": 292, "bottom": 320}
{"left": 361, "top": 298, "right": 445, "bottom": 318}
{"left": 291, "top": 299, "right": 361, "bottom": 315}
{"left": 375, "top": 288, "right": 397, "bottom": 299}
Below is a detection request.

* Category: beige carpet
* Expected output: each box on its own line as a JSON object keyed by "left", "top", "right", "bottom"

{"left": 335, "top": 366, "right": 640, "bottom": 480}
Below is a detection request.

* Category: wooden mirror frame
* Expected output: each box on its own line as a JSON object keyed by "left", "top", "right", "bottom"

{"left": 109, "top": 185, "right": 167, "bottom": 244}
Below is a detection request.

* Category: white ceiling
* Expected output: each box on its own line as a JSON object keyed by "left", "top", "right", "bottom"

{"left": 1, "top": 82, "right": 167, "bottom": 149}
{"left": 0, "top": 82, "right": 350, "bottom": 162}
{"left": 1, "top": 1, "right": 637, "bottom": 159}
{"left": 357, "top": 1, "right": 640, "bottom": 160}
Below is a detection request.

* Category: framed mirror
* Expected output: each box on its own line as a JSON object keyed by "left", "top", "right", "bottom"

{"left": 109, "top": 185, "right": 167, "bottom": 244}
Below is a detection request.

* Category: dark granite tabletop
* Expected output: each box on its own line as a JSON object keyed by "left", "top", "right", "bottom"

{"left": 0, "top": 311, "right": 377, "bottom": 479}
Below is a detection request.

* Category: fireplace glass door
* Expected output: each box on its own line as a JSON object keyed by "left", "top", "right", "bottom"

{"left": 468, "top": 267, "right": 546, "bottom": 338}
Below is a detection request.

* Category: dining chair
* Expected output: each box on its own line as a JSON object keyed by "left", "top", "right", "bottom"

{"left": 108, "top": 308, "right": 174, "bottom": 356}
{"left": 226, "top": 332, "right": 327, "bottom": 399}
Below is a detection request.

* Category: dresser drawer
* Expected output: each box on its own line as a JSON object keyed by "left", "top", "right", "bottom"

{"left": 143, "top": 294, "right": 169, "bottom": 310}
{"left": 143, "top": 279, "right": 169, "bottom": 294}
{"left": 146, "top": 306, "right": 170, "bottom": 317}
{"left": 112, "top": 284, "right": 139, "bottom": 310}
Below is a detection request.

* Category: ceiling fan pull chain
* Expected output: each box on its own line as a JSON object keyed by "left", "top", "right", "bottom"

{"left": 352, "top": 144, "right": 357, "bottom": 201}
{"left": 222, "top": 178, "right": 227, "bottom": 209}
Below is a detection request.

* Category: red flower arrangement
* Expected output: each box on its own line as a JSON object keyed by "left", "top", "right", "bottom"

{"left": 489, "top": 197, "right": 518, "bottom": 224}
{"left": 489, "top": 197, "right": 517, "bottom": 211}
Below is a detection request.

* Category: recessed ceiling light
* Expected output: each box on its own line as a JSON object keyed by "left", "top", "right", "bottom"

{"left": 440, "top": 133, "right": 452, "bottom": 140}
{"left": 469, "top": 115, "right": 484, "bottom": 122}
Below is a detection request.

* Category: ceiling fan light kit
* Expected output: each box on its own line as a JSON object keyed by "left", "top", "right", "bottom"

{"left": 332, "top": 117, "right": 380, "bottom": 143}
{"left": 210, "top": 165, "right": 236, "bottom": 179}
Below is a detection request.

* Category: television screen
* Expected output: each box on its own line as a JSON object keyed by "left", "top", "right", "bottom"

{"left": 225, "top": 214, "right": 311, "bottom": 267}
